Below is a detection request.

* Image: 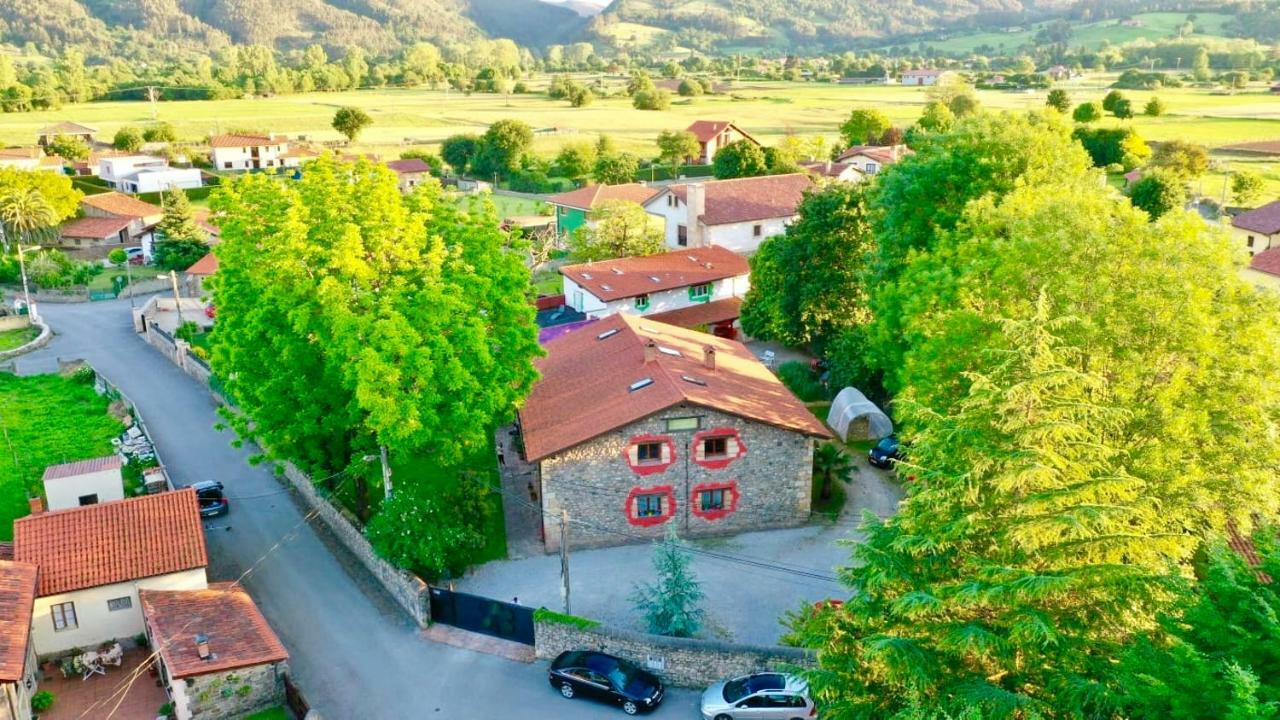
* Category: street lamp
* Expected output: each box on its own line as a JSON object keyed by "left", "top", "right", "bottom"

{"left": 15, "top": 244, "right": 39, "bottom": 321}
{"left": 157, "top": 269, "right": 183, "bottom": 327}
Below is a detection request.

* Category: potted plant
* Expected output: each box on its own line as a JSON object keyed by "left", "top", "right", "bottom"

{"left": 31, "top": 690, "right": 54, "bottom": 717}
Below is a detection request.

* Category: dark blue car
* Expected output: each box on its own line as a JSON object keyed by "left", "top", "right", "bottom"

{"left": 868, "top": 436, "right": 901, "bottom": 469}
{"left": 192, "top": 480, "right": 229, "bottom": 517}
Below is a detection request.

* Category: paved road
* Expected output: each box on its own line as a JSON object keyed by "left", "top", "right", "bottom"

{"left": 15, "top": 297, "right": 701, "bottom": 719}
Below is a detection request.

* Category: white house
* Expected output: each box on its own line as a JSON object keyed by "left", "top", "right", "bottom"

{"left": 642, "top": 173, "right": 813, "bottom": 255}
{"left": 900, "top": 69, "right": 948, "bottom": 86}
{"left": 800, "top": 160, "right": 866, "bottom": 183}
{"left": 0, "top": 148, "right": 63, "bottom": 173}
{"left": 835, "top": 145, "right": 910, "bottom": 175}
{"left": 14, "top": 489, "right": 209, "bottom": 657}
{"left": 685, "top": 121, "right": 758, "bottom": 165}
{"left": 560, "top": 245, "right": 750, "bottom": 336}
{"left": 99, "top": 155, "right": 167, "bottom": 186}
{"left": 1231, "top": 199, "right": 1280, "bottom": 256}
{"left": 0, "top": 561, "right": 39, "bottom": 720}
{"left": 41, "top": 456, "right": 125, "bottom": 511}
{"left": 100, "top": 156, "right": 203, "bottom": 193}
{"left": 209, "top": 134, "right": 297, "bottom": 171}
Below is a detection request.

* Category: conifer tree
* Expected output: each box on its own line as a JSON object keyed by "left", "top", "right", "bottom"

{"left": 631, "top": 527, "right": 705, "bottom": 638}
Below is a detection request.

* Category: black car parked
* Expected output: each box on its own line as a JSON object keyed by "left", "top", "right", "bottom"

{"left": 868, "top": 435, "right": 901, "bottom": 469}
{"left": 192, "top": 480, "right": 229, "bottom": 517}
{"left": 549, "top": 650, "right": 665, "bottom": 715}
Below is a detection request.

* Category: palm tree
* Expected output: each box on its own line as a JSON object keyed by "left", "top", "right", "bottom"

{"left": 0, "top": 187, "right": 56, "bottom": 253}
{"left": 813, "top": 442, "right": 855, "bottom": 503}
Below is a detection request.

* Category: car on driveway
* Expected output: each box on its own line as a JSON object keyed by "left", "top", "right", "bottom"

{"left": 192, "top": 480, "right": 229, "bottom": 517}
{"left": 868, "top": 435, "right": 901, "bottom": 469}
{"left": 548, "top": 650, "right": 664, "bottom": 715}
{"left": 700, "top": 672, "right": 814, "bottom": 720}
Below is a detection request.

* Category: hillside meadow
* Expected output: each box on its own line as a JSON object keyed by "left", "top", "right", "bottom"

{"left": 1, "top": 73, "right": 1276, "bottom": 195}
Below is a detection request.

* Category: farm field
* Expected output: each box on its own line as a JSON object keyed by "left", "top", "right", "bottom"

{"left": 910, "top": 12, "right": 1236, "bottom": 55}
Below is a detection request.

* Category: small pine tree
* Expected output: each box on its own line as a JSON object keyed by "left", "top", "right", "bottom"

{"left": 630, "top": 526, "right": 705, "bottom": 637}
{"left": 154, "top": 188, "right": 209, "bottom": 270}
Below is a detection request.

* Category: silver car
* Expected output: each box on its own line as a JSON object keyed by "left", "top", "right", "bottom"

{"left": 700, "top": 672, "right": 815, "bottom": 720}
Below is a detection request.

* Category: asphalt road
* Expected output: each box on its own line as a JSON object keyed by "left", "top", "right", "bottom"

{"left": 15, "top": 296, "right": 701, "bottom": 720}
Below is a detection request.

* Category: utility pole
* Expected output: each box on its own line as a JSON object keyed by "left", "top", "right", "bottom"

{"left": 379, "top": 444, "right": 393, "bottom": 499}
{"left": 165, "top": 269, "right": 184, "bottom": 327}
{"left": 15, "top": 244, "right": 38, "bottom": 321}
{"left": 147, "top": 85, "right": 158, "bottom": 122}
{"left": 559, "top": 509, "right": 571, "bottom": 615}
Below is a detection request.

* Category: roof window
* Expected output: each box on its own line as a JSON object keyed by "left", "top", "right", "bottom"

{"left": 601, "top": 284, "right": 613, "bottom": 292}
{"left": 658, "top": 347, "right": 682, "bottom": 357}
{"left": 681, "top": 375, "right": 707, "bottom": 386}
{"left": 611, "top": 268, "right": 624, "bottom": 275}
{"left": 597, "top": 329, "right": 620, "bottom": 340}
{"left": 629, "top": 378, "right": 655, "bottom": 392}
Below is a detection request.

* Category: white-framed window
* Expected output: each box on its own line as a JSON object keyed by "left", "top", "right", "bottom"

{"left": 52, "top": 602, "right": 77, "bottom": 631}
{"left": 107, "top": 596, "right": 132, "bottom": 612}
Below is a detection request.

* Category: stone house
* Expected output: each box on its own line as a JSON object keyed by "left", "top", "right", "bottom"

{"left": 141, "top": 583, "right": 289, "bottom": 720}
{"left": 40, "top": 456, "right": 125, "bottom": 512}
{"left": 385, "top": 158, "right": 432, "bottom": 193}
{"left": 520, "top": 314, "right": 831, "bottom": 551}
{"left": 559, "top": 245, "right": 750, "bottom": 336}
{"left": 685, "top": 121, "right": 757, "bottom": 165}
{"left": 14, "top": 489, "right": 209, "bottom": 657}
{"left": 55, "top": 216, "right": 133, "bottom": 258}
{"left": 547, "top": 183, "right": 659, "bottom": 239}
{"left": 0, "top": 148, "right": 63, "bottom": 174}
{"left": 642, "top": 174, "right": 813, "bottom": 255}
{"left": 0, "top": 561, "right": 39, "bottom": 720}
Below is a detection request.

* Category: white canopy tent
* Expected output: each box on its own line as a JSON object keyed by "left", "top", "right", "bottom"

{"left": 826, "top": 387, "right": 893, "bottom": 442}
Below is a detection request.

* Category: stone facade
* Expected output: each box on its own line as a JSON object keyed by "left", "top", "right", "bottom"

{"left": 174, "top": 661, "right": 287, "bottom": 720}
{"left": 534, "top": 618, "right": 811, "bottom": 688}
{"left": 539, "top": 404, "right": 814, "bottom": 551}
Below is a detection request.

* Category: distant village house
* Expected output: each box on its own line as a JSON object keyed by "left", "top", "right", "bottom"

{"left": 642, "top": 173, "right": 812, "bottom": 255}
{"left": 685, "top": 120, "right": 758, "bottom": 165}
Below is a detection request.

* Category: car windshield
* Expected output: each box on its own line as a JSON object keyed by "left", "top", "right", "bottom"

{"left": 875, "top": 437, "right": 898, "bottom": 453}
{"left": 723, "top": 674, "right": 785, "bottom": 703}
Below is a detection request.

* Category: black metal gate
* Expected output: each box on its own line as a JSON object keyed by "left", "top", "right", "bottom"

{"left": 429, "top": 587, "right": 535, "bottom": 645}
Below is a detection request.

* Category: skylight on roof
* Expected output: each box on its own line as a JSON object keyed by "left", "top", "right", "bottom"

{"left": 611, "top": 268, "right": 624, "bottom": 275}
{"left": 649, "top": 276, "right": 661, "bottom": 283}
{"left": 681, "top": 375, "right": 707, "bottom": 386}
{"left": 597, "top": 329, "right": 620, "bottom": 340}
{"left": 581, "top": 273, "right": 593, "bottom": 280}
{"left": 629, "top": 378, "right": 654, "bottom": 392}
{"left": 601, "top": 284, "right": 613, "bottom": 291}
{"left": 658, "top": 347, "right": 682, "bottom": 357}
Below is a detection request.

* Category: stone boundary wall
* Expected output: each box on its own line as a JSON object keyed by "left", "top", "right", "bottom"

{"left": 86, "top": 362, "right": 174, "bottom": 492}
{"left": 279, "top": 462, "right": 431, "bottom": 627}
{"left": 534, "top": 618, "right": 812, "bottom": 688}
{"left": 0, "top": 318, "right": 51, "bottom": 361}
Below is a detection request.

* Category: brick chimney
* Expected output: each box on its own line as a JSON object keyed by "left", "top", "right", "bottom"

{"left": 27, "top": 497, "right": 43, "bottom": 515}
{"left": 644, "top": 340, "right": 657, "bottom": 364}
{"left": 686, "top": 183, "right": 706, "bottom": 248}
{"left": 702, "top": 345, "right": 716, "bottom": 371}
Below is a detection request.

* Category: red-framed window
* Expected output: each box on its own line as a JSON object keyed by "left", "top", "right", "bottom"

{"left": 691, "top": 481, "right": 740, "bottom": 521}
{"left": 626, "top": 485, "right": 676, "bottom": 527}
{"left": 623, "top": 434, "right": 677, "bottom": 476}
{"left": 692, "top": 428, "right": 746, "bottom": 470}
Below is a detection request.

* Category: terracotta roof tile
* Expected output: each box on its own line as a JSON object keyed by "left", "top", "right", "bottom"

{"left": 42, "top": 456, "right": 122, "bottom": 482}
{"left": 385, "top": 158, "right": 431, "bottom": 174}
{"left": 142, "top": 582, "right": 288, "bottom": 679}
{"left": 0, "top": 561, "right": 37, "bottom": 681}
{"left": 185, "top": 252, "right": 219, "bottom": 275}
{"left": 1249, "top": 246, "right": 1280, "bottom": 277}
{"left": 646, "top": 297, "right": 742, "bottom": 328}
{"left": 800, "top": 161, "right": 863, "bottom": 179}
{"left": 1234, "top": 200, "right": 1280, "bottom": 236}
{"left": 1226, "top": 521, "right": 1272, "bottom": 583}
{"left": 548, "top": 183, "right": 658, "bottom": 211}
{"left": 684, "top": 120, "right": 757, "bottom": 145}
{"left": 15, "top": 489, "right": 208, "bottom": 597}
{"left": 60, "top": 216, "right": 132, "bottom": 239}
{"left": 0, "top": 148, "right": 40, "bottom": 159}
{"left": 209, "top": 134, "right": 286, "bottom": 148}
{"left": 81, "top": 192, "right": 163, "bottom": 220}
{"left": 560, "top": 245, "right": 748, "bottom": 301}
{"left": 836, "top": 145, "right": 910, "bottom": 164}
{"left": 659, "top": 174, "right": 813, "bottom": 226}
{"left": 519, "top": 314, "right": 830, "bottom": 461}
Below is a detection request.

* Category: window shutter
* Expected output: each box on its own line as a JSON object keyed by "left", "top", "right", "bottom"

{"left": 627, "top": 444, "right": 639, "bottom": 465}
{"left": 725, "top": 436, "right": 740, "bottom": 457}
{"left": 694, "top": 440, "right": 705, "bottom": 461}
{"left": 660, "top": 443, "right": 671, "bottom": 464}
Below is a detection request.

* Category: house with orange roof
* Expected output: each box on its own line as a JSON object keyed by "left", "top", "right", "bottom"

{"left": 559, "top": 245, "right": 750, "bottom": 337}
{"left": 547, "top": 183, "right": 660, "bottom": 238}
{"left": 642, "top": 173, "right": 813, "bottom": 255}
{"left": 208, "top": 133, "right": 296, "bottom": 172}
{"left": 685, "top": 120, "right": 757, "bottom": 165}
{"left": 835, "top": 144, "right": 910, "bottom": 175}
{"left": 0, "top": 560, "right": 39, "bottom": 720}
{"left": 14, "top": 490, "right": 209, "bottom": 656}
{"left": 519, "top": 314, "right": 831, "bottom": 551}
{"left": 58, "top": 192, "right": 164, "bottom": 258}
{"left": 0, "top": 148, "right": 63, "bottom": 173}
{"left": 1231, "top": 198, "right": 1280, "bottom": 257}
{"left": 184, "top": 251, "right": 219, "bottom": 295}
{"left": 141, "top": 583, "right": 289, "bottom": 720}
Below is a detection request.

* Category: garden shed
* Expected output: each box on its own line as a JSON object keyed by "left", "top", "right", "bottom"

{"left": 826, "top": 387, "right": 892, "bottom": 442}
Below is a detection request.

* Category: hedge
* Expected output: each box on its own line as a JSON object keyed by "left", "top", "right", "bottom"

{"left": 137, "top": 185, "right": 217, "bottom": 204}
{"left": 533, "top": 607, "right": 600, "bottom": 630}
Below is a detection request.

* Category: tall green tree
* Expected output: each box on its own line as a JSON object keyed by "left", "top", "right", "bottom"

{"left": 568, "top": 200, "right": 664, "bottom": 261}
{"left": 915, "top": 101, "right": 955, "bottom": 133}
{"left": 1151, "top": 140, "right": 1211, "bottom": 178}
{"left": 711, "top": 140, "right": 768, "bottom": 179}
{"left": 630, "top": 527, "right": 705, "bottom": 638}
{"left": 656, "top": 130, "right": 699, "bottom": 174}
{"left": 440, "top": 134, "right": 480, "bottom": 174}
{"left": 471, "top": 119, "right": 533, "bottom": 180}
{"left": 840, "top": 108, "right": 891, "bottom": 146}
{"left": 113, "top": 126, "right": 143, "bottom": 152}
{"left": 593, "top": 152, "right": 640, "bottom": 185}
{"left": 331, "top": 106, "right": 372, "bottom": 142}
{"left": 0, "top": 168, "right": 80, "bottom": 224}
{"left": 154, "top": 188, "right": 209, "bottom": 271}
{"left": 46, "top": 134, "right": 88, "bottom": 161}
{"left": 1072, "top": 101, "right": 1102, "bottom": 123}
{"left": 1233, "top": 169, "right": 1266, "bottom": 206}
{"left": 210, "top": 157, "right": 541, "bottom": 522}
{"left": 1127, "top": 168, "right": 1187, "bottom": 219}
{"left": 1045, "top": 88, "right": 1071, "bottom": 113}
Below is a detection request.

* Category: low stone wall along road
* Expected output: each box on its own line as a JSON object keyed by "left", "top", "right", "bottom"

{"left": 12, "top": 296, "right": 701, "bottom": 719}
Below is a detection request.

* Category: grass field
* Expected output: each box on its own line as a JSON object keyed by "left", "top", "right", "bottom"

{"left": 4, "top": 72, "right": 1276, "bottom": 195}
{"left": 911, "top": 12, "right": 1235, "bottom": 55}
{"left": 0, "top": 326, "right": 36, "bottom": 352}
{"left": 0, "top": 371, "right": 125, "bottom": 540}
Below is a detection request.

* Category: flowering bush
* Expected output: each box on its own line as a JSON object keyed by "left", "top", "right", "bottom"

{"left": 365, "top": 476, "right": 489, "bottom": 581}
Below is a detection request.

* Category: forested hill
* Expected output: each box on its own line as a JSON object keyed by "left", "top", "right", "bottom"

{"left": 0, "top": 0, "right": 587, "bottom": 55}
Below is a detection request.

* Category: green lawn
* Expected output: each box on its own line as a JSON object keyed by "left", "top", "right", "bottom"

{"left": 243, "top": 708, "right": 290, "bottom": 720}
{"left": 0, "top": 371, "right": 125, "bottom": 539}
{"left": 908, "top": 12, "right": 1235, "bottom": 55}
{"left": 532, "top": 269, "right": 562, "bottom": 296}
{"left": 454, "top": 192, "right": 548, "bottom": 219}
{"left": 0, "top": 326, "right": 36, "bottom": 352}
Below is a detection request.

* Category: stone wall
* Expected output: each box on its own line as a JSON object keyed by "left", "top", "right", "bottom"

{"left": 534, "top": 617, "right": 812, "bottom": 688}
{"left": 184, "top": 661, "right": 287, "bottom": 720}
{"left": 540, "top": 404, "right": 814, "bottom": 551}
{"left": 279, "top": 462, "right": 432, "bottom": 627}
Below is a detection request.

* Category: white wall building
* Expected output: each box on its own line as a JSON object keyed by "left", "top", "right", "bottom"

{"left": 41, "top": 456, "right": 125, "bottom": 511}
{"left": 209, "top": 134, "right": 297, "bottom": 171}
{"left": 119, "top": 167, "right": 204, "bottom": 194}
{"left": 99, "top": 155, "right": 167, "bottom": 186}
{"left": 14, "top": 489, "right": 209, "bottom": 658}
{"left": 642, "top": 174, "right": 812, "bottom": 256}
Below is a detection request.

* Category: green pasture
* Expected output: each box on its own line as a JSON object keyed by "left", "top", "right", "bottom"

{"left": 910, "top": 12, "right": 1235, "bottom": 55}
